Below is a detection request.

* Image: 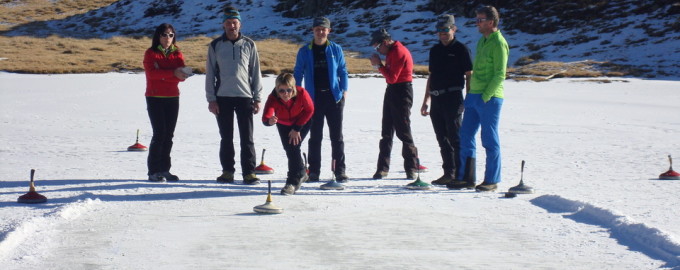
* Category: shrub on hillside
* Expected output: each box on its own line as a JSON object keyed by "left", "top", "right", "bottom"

{"left": 143, "top": 0, "right": 182, "bottom": 18}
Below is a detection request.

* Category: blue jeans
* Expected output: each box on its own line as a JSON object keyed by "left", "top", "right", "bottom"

{"left": 457, "top": 94, "right": 503, "bottom": 184}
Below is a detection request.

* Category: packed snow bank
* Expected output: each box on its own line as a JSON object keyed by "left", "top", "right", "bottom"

{"left": 532, "top": 195, "right": 680, "bottom": 268}
{"left": 0, "top": 199, "right": 101, "bottom": 263}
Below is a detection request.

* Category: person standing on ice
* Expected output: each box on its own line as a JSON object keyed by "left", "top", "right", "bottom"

{"left": 420, "top": 14, "right": 473, "bottom": 186}
{"left": 205, "top": 6, "right": 263, "bottom": 185}
{"left": 448, "top": 6, "right": 509, "bottom": 192}
{"left": 293, "top": 17, "right": 349, "bottom": 183}
{"left": 143, "top": 23, "right": 189, "bottom": 182}
{"left": 262, "top": 73, "right": 315, "bottom": 195}
{"left": 368, "top": 28, "right": 419, "bottom": 180}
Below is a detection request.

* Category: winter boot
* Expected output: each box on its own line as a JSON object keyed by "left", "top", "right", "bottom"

{"left": 446, "top": 180, "right": 475, "bottom": 190}
{"left": 461, "top": 157, "right": 476, "bottom": 183}
{"left": 148, "top": 172, "right": 165, "bottom": 182}
{"left": 216, "top": 171, "right": 234, "bottom": 184}
{"left": 431, "top": 174, "right": 454, "bottom": 185}
{"left": 295, "top": 171, "right": 309, "bottom": 187}
{"left": 281, "top": 184, "right": 296, "bottom": 195}
{"left": 475, "top": 183, "right": 497, "bottom": 192}
{"left": 372, "top": 171, "right": 388, "bottom": 179}
{"left": 406, "top": 170, "right": 417, "bottom": 180}
{"left": 448, "top": 157, "right": 476, "bottom": 189}
{"left": 243, "top": 173, "right": 261, "bottom": 185}
{"left": 307, "top": 172, "right": 320, "bottom": 183}
{"left": 298, "top": 171, "right": 309, "bottom": 187}
{"left": 335, "top": 172, "right": 349, "bottom": 183}
{"left": 160, "top": 171, "right": 179, "bottom": 182}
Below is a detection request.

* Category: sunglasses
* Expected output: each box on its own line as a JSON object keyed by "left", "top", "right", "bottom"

{"left": 437, "top": 27, "right": 451, "bottom": 33}
{"left": 373, "top": 43, "right": 381, "bottom": 51}
{"left": 475, "top": 18, "right": 491, "bottom": 23}
{"left": 161, "top": 33, "right": 175, "bottom": 38}
{"left": 277, "top": 88, "right": 293, "bottom": 94}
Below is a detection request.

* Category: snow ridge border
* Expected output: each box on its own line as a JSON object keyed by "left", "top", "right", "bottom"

{"left": 0, "top": 198, "right": 101, "bottom": 264}
{"left": 531, "top": 194, "right": 680, "bottom": 268}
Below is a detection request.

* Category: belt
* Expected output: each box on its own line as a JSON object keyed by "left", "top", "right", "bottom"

{"left": 387, "top": 82, "right": 412, "bottom": 87}
{"left": 430, "top": 86, "right": 463, "bottom": 96}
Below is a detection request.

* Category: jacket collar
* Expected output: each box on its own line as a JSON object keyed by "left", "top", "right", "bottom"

{"left": 307, "top": 39, "right": 330, "bottom": 49}
{"left": 219, "top": 32, "right": 243, "bottom": 43}
{"left": 156, "top": 44, "right": 177, "bottom": 56}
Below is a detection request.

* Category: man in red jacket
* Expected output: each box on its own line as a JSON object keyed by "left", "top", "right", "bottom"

{"left": 369, "top": 28, "right": 419, "bottom": 180}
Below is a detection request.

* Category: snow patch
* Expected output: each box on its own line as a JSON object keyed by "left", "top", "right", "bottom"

{"left": 531, "top": 194, "right": 680, "bottom": 268}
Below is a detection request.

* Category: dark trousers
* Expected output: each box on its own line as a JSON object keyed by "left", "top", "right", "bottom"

{"left": 277, "top": 122, "right": 311, "bottom": 185}
{"left": 377, "top": 82, "right": 419, "bottom": 173}
{"left": 430, "top": 91, "right": 464, "bottom": 177}
{"left": 308, "top": 91, "right": 346, "bottom": 175}
{"left": 215, "top": 97, "right": 256, "bottom": 175}
{"left": 146, "top": 97, "right": 179, "bottom": 175}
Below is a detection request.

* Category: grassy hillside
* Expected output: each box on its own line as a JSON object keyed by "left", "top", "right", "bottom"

{"left": 0, "top": 35, "right": 398, "bottom": 75}
{"left": 0, "top": 0, "right": 118, "bottom": 31}
{"left": 0, "top": 0, "right": 392, "bottom": 74}
{"left": 0, "top": 0, "right": 643, "bottom": 79}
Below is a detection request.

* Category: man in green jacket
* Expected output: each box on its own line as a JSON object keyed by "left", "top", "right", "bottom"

{"left": 448, "top": 5, "right": 509, "bottom": 192}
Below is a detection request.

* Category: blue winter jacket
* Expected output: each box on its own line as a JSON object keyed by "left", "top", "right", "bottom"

{"left": 293, "top": 40, "right": 349, "bottom": 103}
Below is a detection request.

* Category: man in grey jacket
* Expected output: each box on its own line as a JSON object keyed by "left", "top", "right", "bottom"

{"left": 205, "top": 6, "right": 262, "bottom": 185}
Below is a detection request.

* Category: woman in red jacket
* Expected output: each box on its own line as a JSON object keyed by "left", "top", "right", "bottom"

{"left": 262, "top": 73, "right": 314, "bottom": 195}
{"left": 143, "top": 23, "right": 189, "bottom": 182}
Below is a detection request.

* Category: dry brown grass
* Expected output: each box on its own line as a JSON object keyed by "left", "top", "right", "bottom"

{"left": 508, "top": 60, "right": 642, "bottom": 82}
{"left": 0, "top": 0, "right": 118, "bottom": 31}
{"left": 510, "top": 61, "right": 603, "bottom": 78}
{"left": 0, "top": 35, "right": 147, "bottom": 73}
{"left": 0, "top": 0, "right": 425, "bottom": 75}
{"left": 2, "top": 34, "right": 631, "bottom": 80}
{"left": 0, "top": 35, "right": 426, "bottom": 75}
{"left": 0, "top": 0, "right": 403, "bottom": 74}
{"left": 0, "top": 0, "right": 647, "bottom": 79}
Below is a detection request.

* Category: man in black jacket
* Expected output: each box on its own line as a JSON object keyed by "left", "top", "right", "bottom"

{"left": 420, "top": 14, "right": 473, "bottom": 185}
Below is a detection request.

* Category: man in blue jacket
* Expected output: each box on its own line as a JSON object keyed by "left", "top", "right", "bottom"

{"left": 294, "top": 17, "right": 350, "bottom": 182}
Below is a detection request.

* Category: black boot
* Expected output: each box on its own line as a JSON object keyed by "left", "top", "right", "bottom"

{"left": 462, "top": 157, "right": 476, "bottom": 183}
{"left": 298, "top": 170, "right": 309, "bottom": 187}
{"left": 287, "top": 170, "right": 307, "bottom": 192}
{"left": 447, "top": 157, "right": 476, "bottom": 190}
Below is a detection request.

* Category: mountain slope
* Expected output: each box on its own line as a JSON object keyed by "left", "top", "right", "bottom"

{"left": 2, "top": 0, "right": 679, "bottom": 78}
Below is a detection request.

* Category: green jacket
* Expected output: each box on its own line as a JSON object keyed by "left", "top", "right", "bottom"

{"left": 470, "top": 30, "right": 509, "bottom": 102}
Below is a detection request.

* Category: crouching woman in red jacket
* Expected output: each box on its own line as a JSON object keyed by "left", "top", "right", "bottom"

{"left": 262, "top": 73, "right": 314, "bottom": 195}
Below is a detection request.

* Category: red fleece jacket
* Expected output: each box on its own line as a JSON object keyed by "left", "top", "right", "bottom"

{"left": 143, "top": 47, "right": 185, "bottom": 97}
{"left": 262, "top": 86, "right": 314, "bottom": 131}
{"left": 378, "top": 41, "right": 413, "bottom": 84}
